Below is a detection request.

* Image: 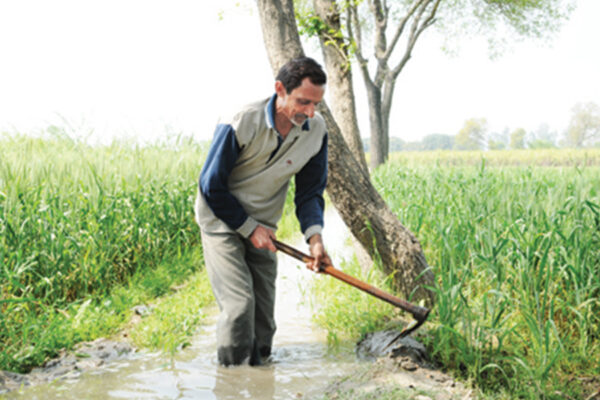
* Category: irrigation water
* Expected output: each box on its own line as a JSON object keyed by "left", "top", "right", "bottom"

{"left": 5, "top": 209, "right": 360, "bottom": 399}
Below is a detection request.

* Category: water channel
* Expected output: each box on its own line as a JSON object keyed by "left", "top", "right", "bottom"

{"left": 7, "top": 210, "right": 363, "bottom": 399}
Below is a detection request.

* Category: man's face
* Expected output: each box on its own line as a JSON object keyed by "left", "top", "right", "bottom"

{"left": 276, "top": 77, "right": 325, "bottom": 127}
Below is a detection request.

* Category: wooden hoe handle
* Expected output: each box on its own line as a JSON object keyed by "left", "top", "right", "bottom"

{"left": 272, "top": 239, "right": 430, "bottom": 325}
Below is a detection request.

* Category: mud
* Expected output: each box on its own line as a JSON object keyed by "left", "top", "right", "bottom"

{"left": 356, "top": 329, "right": 428, "bottom": 363}
{"left": 0, "top": 338, "right": 135, "bottom": 394}
{"left": 322, "top": 328, "right": 474, "bottom": 400}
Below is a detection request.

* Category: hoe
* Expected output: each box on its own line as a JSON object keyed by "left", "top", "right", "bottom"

{"left": 273, "top": 239, "right": 430, "bottom": 348}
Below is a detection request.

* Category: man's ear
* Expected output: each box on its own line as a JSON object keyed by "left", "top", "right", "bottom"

{"left": 275, "top": 81, "right": 286, "bottom": 97}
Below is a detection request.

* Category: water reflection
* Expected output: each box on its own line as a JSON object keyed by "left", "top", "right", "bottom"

{"left": 213, "top": 366, "right": 275, "bottom": 399}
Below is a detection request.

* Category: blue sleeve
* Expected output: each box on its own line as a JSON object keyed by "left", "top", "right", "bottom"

{"left": 199, "top": 124, "right": 249, "bottom": 230}
{"left": 294, "top": 134, "right": 328, "bottom": 233}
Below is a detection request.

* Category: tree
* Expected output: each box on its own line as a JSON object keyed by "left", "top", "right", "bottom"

{"left": 488, "top": 140, "right": 506, "bottom": 151}
{"left": 422, "top": 133, "right": 454, "bottom": 150}
{"left": 309, "top": 0, "right": 369, "bottom": 172}
{"left": 528, "top": 139, "right": 555, "bottom": 149}
{"left": 455, "top": 118, "right": 487, "bottom": 150}
{"left": 256, "top": 0, "right": 435, "bottom": 305}
{"left": 363, "top": 135, "right": 406, "bottom": 151}
{"left": 390, "top": 136, "right": 405, "bottom": 152}
{"left": 296, "top": 0, "right": 575, "bottom": 168}
{"left": 566, "top": 102, "right": 600, "bottom": 148}
{"left": 529, "top": 123, "right": 557, "bottom": 149}
{"left": 509, "top": 127, "right": 527, "bottom": 149}
{"left": 487, "top": 128, "right": 509, "bottom": 150}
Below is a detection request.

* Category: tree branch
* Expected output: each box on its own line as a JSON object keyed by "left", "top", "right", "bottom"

{"left": 383, "top": 0, "right": 429, "bottom": 62}
{"left": 379, "top": 0, "right": 439, "bottom": 121}
{"left": 371, "top": 0, "right": 388, "bottom": 89}
{"left": 348, "top": 5, "right": 367, "bottom": 67}
{"left": 347, "top": 4, "right": 378, "bottom": 96}
{"left": 322, "top": 31, "right": 352, "bottom": 66}
{"left": 390, "top": 0, "right": 440, "bottom": 78}
{"left": 371, "top": 0, "right": 388, "bottom": 59}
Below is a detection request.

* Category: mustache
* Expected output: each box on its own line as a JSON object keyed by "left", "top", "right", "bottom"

{"left": 290, "top": 114, "right": 308, "bottom": 127}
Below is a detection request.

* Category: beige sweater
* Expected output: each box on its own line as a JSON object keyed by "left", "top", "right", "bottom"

{"left": 195, "top": 94, "right": 328, "bottom": 242}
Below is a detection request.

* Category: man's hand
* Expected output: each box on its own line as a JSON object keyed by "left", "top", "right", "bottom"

{"left": 250, "top": 225, "right": 277, "bottom": 252}
{"left": 307, "top": 234, "right": 331, "bottom": 272}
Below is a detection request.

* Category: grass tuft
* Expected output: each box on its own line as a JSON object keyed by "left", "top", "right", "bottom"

{"left": 310, "top": 255, "right": 397, "bottom": 345}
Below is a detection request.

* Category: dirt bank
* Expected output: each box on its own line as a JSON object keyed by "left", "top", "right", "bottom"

{"left": 317, "top": 329, "right": 474, "bottom": 400}
{"left": 0, "top": 338, "right": 135, "bottom": 394}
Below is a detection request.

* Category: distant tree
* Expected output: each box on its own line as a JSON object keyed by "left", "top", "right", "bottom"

{"left": 296, "top": 0, "right": 575, "bottom": 169}
{"left": 422, "top": 133, "right": 454, "bottom": 150}
{"left": 403, "top": 141, "right": 423, "bottom": 151}
{"left": 364, "top": 136, "right": 406, "bottom": 152}
{"left": 455, "top": 118, "right": 488, "bottom": 150}
{"left": 534, "top": 123, "right": 557, "bottom": 144}
{"left": 566, "top": 102, "right": 600, "bottom": 147}
{"left": 528, "top": 139, "right": 555, "bottom": 149}
{"left": 488, "top": 140, "right": 506, "bottom": 150}
{"left": 527, "top": 123, "right": 557, "bottom": 149}
{"left": 509, "top": 127, "right": 527, "bottom": 149}
{"left": 487, "top": 128, "right": 509, "bottom": 150}
{"left": 389, "top": 136, "right": 405, "bottom": 152}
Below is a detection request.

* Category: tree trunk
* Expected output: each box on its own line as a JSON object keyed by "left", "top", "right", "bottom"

{"left": 312, "top": 0, "right": 369, "bottom": 173}
{"left": 348, "top": 0, "right": 440, "bottom": 169}
{"left": 381, "top": 74, "right": 396, "bottom": 157}
{"left": 256, "top": 0, "right": 435, "bottom": 306}
{"left": 365, "top": 81, "right": 387, "bottom": 169}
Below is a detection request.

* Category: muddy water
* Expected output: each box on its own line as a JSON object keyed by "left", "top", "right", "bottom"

{"left": 7, "top": 210, "right": 361, "bottom": 399}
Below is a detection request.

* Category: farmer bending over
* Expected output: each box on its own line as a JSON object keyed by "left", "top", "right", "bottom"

{"left": 194, "top": 56, "right": 331, "bottom": 366}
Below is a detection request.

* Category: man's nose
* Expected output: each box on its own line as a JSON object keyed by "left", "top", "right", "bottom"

{"left": 305, "top": 103, "right": 315, "bottom": 118}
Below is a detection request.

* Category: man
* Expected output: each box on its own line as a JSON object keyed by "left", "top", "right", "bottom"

{"left": 194, "top": 56, "right": 331, "bottom": 366}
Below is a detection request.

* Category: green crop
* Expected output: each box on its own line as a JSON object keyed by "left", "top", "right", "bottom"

{"left": 0, "top": 133, "right": 208, "bottom": 372}
{"left": 372, "top": 153, "right": 600, "bottom": 398}
{"left": 312, "top": 149, "right": 599, "bottom": 399}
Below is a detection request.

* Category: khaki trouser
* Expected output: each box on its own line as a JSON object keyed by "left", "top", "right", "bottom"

{"left": 200, "top": 229, "right": 278, "bottom": 366}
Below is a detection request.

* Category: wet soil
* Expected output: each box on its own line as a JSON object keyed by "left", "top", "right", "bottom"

{"left": 319, "top": 329, "right": 474, "bottom": 400}
{"left": 0, "top": 338, "right": 135, "bottom": 394}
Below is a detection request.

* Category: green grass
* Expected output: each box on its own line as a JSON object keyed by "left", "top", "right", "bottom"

{"left": 276, "top": 179, "right": 301, "bottom": 239}
{"left": 311, "top": 150, "right": 600, "bottom": 399}
{"left": 129, "top": 264, "right": 214, "bottom": 352}
{"left": 0, "top": 132, "right": 210, "bottom": 372}
{"left": 0, "top": 240, "right": 209, "bottom": 372}
{"left": 310, "top": 254, "right": 398, "bottom": 345}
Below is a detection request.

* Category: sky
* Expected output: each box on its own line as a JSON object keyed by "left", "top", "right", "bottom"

{"left": 0, "top": 0, "right": 599, "bottom": 145}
